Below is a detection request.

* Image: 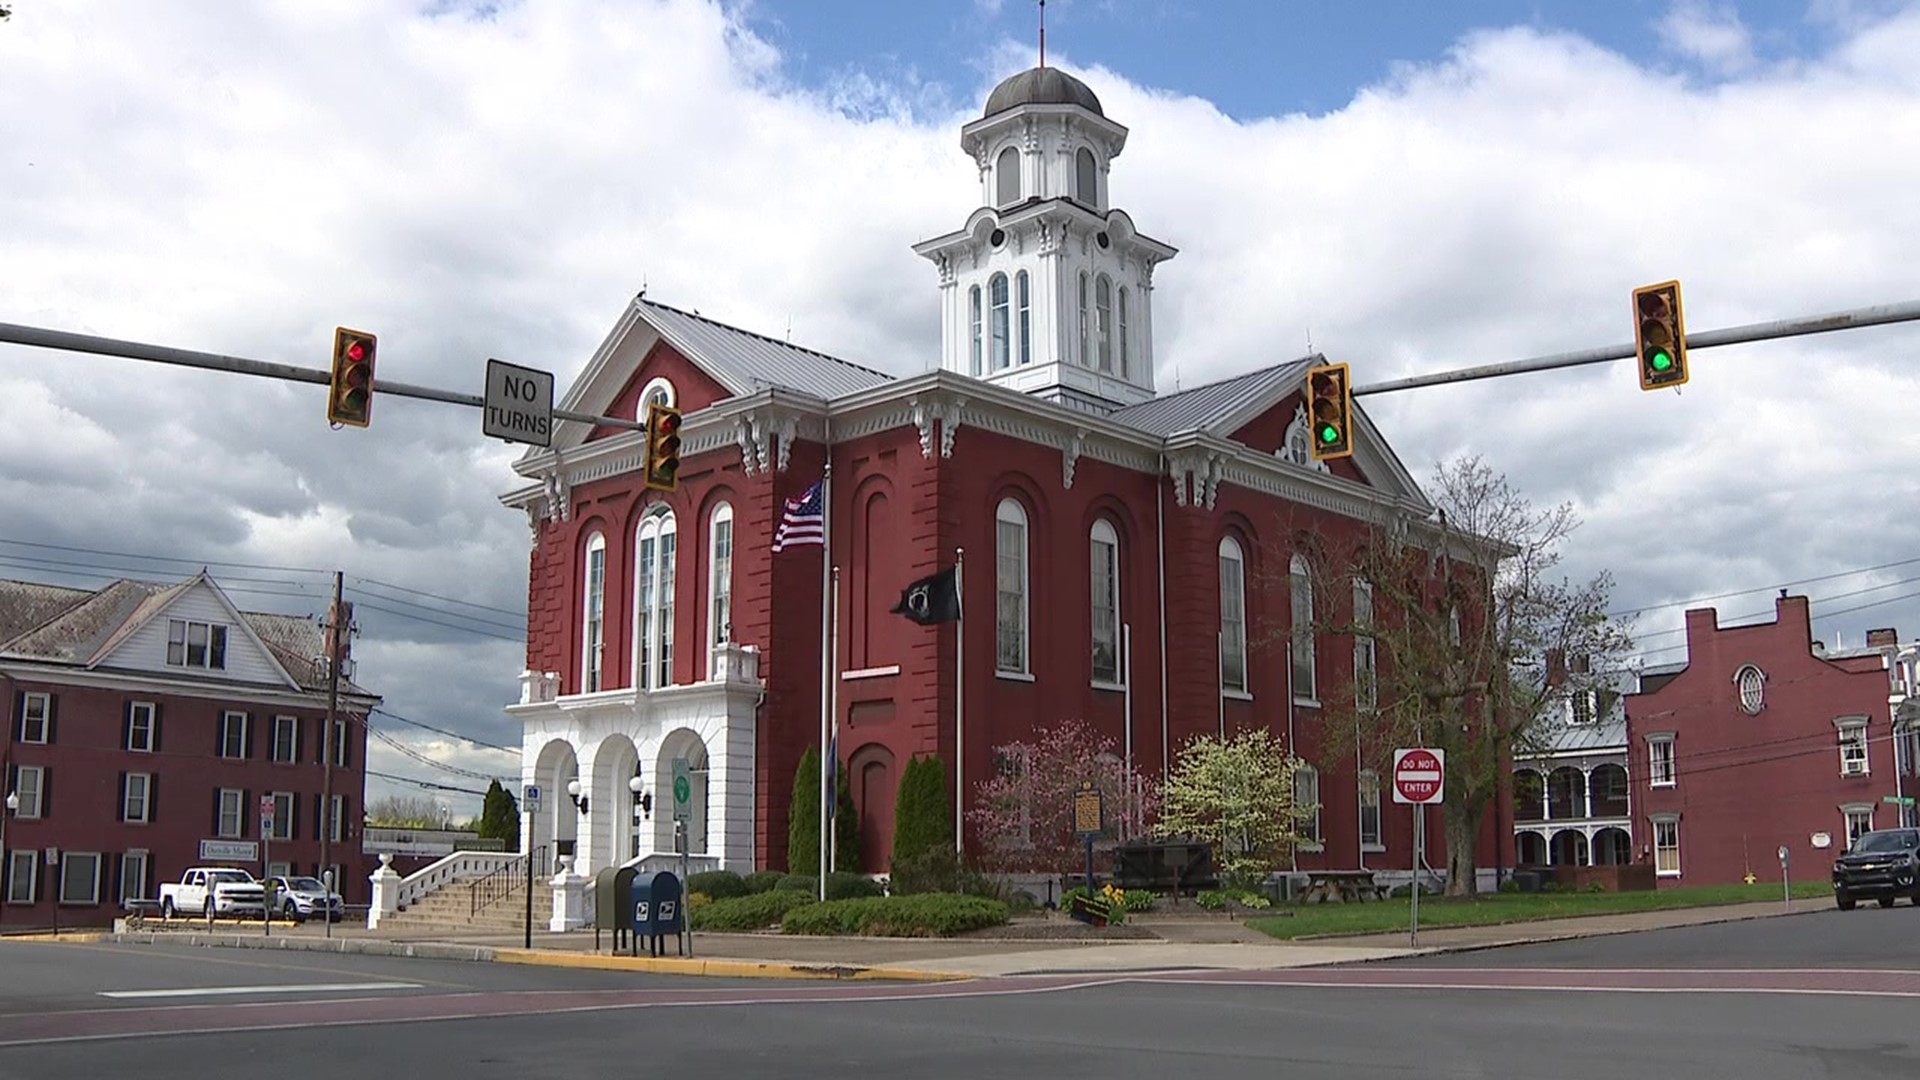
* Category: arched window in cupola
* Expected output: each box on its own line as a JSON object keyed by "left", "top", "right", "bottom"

{"left": 996, "top": 146, "right": 1021, "bottom": 207}
{"left": 1076, "top": 147, "right": 1098, "bottom": 207}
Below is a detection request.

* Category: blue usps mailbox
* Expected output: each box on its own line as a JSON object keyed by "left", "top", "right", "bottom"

{"left": 629, "top": 870, "right": 685, "bottom": 957}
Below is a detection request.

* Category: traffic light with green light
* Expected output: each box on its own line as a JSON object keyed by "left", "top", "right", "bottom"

{"left": 1634, "top": 280, "right": 1689, "bottom": 391}
{"left": 1305, "top": 362, "right": 1353, "bottom": 461}
{"left": 328, "top": 327, "right": 377, "bottom": 428}
{"left": 644, "top": 402, "right": 683, "bottom": 492}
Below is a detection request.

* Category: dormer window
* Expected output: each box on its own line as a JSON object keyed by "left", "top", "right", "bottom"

{"left": 996, "top": 147, "right": 1020, "bottom": 206}
{"left": 1735, "top": 664, "right": 1765, "bottom": 714}
{"left": 1075, "top": 147, "right": 1098, "bottom": 206}
{"left": 1569, "top": 689, "right": 1597, "bottom": 725}
{"left": 167, "top": 619, "right": 228, "bottom": 670}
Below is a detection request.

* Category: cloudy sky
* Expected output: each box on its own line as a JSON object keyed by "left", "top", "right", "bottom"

{"left": 4, "top": 0, "right": 1918, "bottom": 816}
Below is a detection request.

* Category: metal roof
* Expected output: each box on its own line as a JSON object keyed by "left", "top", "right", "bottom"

{"left": 639, "top": 299, "right": 895, "bottom": 400}
{"left": 1106, "top": 357, "right": 1313, "bottom": 436}
{"left": 984, "top": 67, "right": 1104, "bottom": 118}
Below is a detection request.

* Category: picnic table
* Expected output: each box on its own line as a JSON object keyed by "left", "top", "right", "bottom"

{"left": 1300, "top": 870, "right": 1388, "bottom": 903}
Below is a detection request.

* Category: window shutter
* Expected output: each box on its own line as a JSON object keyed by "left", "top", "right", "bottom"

{"left": 314, "top": 718, "right": 326, "bottom": 764}
{"left": 149, "top": 775, "right": 159, "bottom": 825}
{"left": 241, "top": 789, "right": 252, "bottom": 837}
{"left": 40, "top": 767, "right": 51, "bottom": 818}
{"left": 314, "top": 793, "right": 323, "bottom": 841}
{"left": 339, "top": 722, "right": 351, "bottom": 769}
{"left": 217, "top": 714, "right": 226, "bottom": 757}
{"left": 291, "top": 795, "right": 301, "bottom": 840}
{"left": 117, "top": 773, "right": 128, "bottom": 823}
{"left": 212, "top": 790, "right": 224, "bottom": 836}
{"left": 247, "top": 713, "right": 258, "bottom": 759}
{"left": 45, "top": 695, "right": 57, "bottom": 745}
{"left": 152, "top": 704, "right": 164, "bottom": 753}
{"left": 10, "top": 692, "right": 20, "bottom": 742}
{"left": 294, "top": 718, "right": 304, "bottom": 763}
{"left": 122, "top": 703, "right": 133, "bottom": 753}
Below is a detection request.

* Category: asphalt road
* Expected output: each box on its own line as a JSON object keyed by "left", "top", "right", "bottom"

{"left": 0, "top": 911, "right": 1913, "bottom": 1079}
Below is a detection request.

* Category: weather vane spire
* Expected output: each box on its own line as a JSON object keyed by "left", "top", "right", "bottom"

{"left": 1039, "top": 0, "right": 1047, "bottom": 68}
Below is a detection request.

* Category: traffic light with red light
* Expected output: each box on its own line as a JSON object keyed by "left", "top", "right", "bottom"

{"left": 1633, "top": 280, "right": 1689, "bottom": 391}
{"left": 644, "top": 402, "right": 683, "bottom": 491}
{"left": 1305, "top": 362, "right": 1353, "bottom": 461}
{"left": 328, "top": 327, "right": 377, "bottom": 427}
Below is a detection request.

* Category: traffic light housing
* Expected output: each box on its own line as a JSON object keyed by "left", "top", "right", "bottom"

{"left": 328, "top": 327, "right": 377, "bottom": 427}
{"left": 1633, "top": 280, "right": 1689, "bottom": 391}
{"left": 644, "top": 402, "right": 683, "bottom": 491}
{"left": 1305, "top": 362, "right": 1353, "bottom": 461}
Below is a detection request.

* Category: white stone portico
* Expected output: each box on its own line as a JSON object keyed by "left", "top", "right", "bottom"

{"left": 508, "top": 644, "right": 762, "bottom": 881}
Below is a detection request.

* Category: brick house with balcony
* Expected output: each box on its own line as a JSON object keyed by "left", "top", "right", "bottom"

{"left": 1626, "top": 593, "right": 1904, "bottom": 886}
{"left": 1513, "top": 654, "right": 1635, "bottom": 875}
{"left": 1, "top": 571, "right": 377, "bottom": 928}
{"left": 498, "top": 65, "right": 1513, "bottom": 899}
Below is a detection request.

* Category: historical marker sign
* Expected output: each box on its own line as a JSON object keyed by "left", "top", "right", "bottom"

{"left": 1393, "top": 748, "right": 1446, "bottom": 805}
{"left": 1073, "top": 780, "right": 1105, "bottom": 838}
{"left": 484, "top": 358, "right": 554, "bottom": 448}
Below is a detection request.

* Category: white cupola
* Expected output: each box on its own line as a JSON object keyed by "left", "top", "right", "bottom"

{"left": 912, "top": 66, "right": 1177, "bottom": 415}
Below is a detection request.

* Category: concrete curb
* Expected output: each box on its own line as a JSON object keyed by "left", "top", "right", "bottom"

{"left": 0, "top": 932, "right": 112, "bottom": 944}
{"left": 490, "top": 948, "right": 966, "bottom": 982}
{"left": 1300, "top": 902, "right": 1826, "bottom": 962}
{"left": 104, "top": 931, "right": 499, "bottom": 963}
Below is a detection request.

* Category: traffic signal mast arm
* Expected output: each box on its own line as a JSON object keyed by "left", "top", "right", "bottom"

{"left": 0, "top": 321, "right": 649, "bottom": 432}
{"left": 1349, "top": 298, "right": 1920, "bottom": 397}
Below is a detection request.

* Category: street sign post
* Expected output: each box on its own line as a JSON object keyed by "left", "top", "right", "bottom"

{"left": 259, "top": 795, "right": 276, "bottom": 937}
{"left": 1392, "top": 748, "right": 1446, "bottom": 946}
{"left": 1070, "top": 781, "right": 1108, "bottom": 923}
{"left": 483, "top": 358, "right": 555, "bottom": 448}
{"left": 671, "top": 759, "right": 692, "bottom": 824}
{"left": 522, "top": 783, "right": 541, "bottom": 950}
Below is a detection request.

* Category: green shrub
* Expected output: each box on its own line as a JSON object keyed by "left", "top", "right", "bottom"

{"left": 776, "top": 874, "right": 816, "bottom": 893}
{"left": 1195, "top": 888, "right": 1268, "bottom": 910}
{"left": 1584, "top": 881, "right": 1607, "bottom": 893}
{"left": 781, "top": 893, "right": 1010, "bottom": 937}
{"left": 1195, "top": 889, "right": 1230, "bottom": 911}
{"left": 689, "top": 889, "right": 817, "bottom": 932}
{"left": 888, "top": 845, "right": 1002, "bottom": 899}
{"left": 744, "top": 870, "right": 785, "bottom": 894}
{"left": 892, "top": 755, "right": 951, "bottom": 865}
{"left": 685, "top": 870, "right": 748, "bottom": 900}
{"left": 825, "top": 871, "right": 884, "bottom": 900}
{"left": 1498, "top": 878, "right": 1522, "bottom": 893}
{"left": 786, "top": 748, "right": 861, "bottom": 875}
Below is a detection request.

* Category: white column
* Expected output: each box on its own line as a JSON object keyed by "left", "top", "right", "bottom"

{"left": 549, "top": 855, "right": 589, "bottom": 932}
{"left": 366, "top": 854, "right": 399, "bottom": 930}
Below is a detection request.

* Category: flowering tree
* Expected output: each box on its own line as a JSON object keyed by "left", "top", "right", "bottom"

{"left": 969, "top": 718, "right": 1159, "bottom": 874}
{"left": 1158, "top": 729, "right": 1308, "bottom": 883}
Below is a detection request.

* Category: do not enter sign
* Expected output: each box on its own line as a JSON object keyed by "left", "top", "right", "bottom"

{"left": 1393, "top": 748, "right": 1446, "bottom": 805}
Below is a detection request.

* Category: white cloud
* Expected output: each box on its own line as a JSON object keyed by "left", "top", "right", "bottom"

{"left": 1658, "top": 1, "right": 1758, "bottom": 73}
{"left": 3, "top": 0, "right": 1920, "bottom": 743}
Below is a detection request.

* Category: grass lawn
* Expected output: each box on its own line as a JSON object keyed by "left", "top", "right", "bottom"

{"left": 1247, "top": 880, "right": 1834, "bottom": 941}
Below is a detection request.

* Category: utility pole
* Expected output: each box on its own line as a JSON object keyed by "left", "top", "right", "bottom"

{"left": 322, "top": 571, "right": 343, "bottom": 904}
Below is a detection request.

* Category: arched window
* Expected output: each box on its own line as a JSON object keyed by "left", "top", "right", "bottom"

{"left": 708, "top": 502, "right": 733, "bottom": 653}
{"left": 1353, "top": 577, "right": 1375, "bottom": 710}
{"left": 639, "top": 377, "right": 676, "bottom": 418}
{"left": 1290, "top": 553, "right": 1316, "bottom": 700}
{"left": 1295, "top": 763, "right": 1322, "bottom": 847}
{"left": 996, "top": 498, "right": 1029, "bottom": 675}
{"left": 989, "top": 273, "right": 1011, "bottom": 371}
{"left": 1015, "top": 271, "right": 1032, "bottom": 366}
{"left": 996, "top": 146, "right": 1021, "bottom": 206}
{"left": 582, "top": 532, "right": 606, "bottom": 693}
{"left": 1358, "top": 770, "right": 1382, "bottom": 848}
{"left": 1091, "top": 520, "right": 1121, "bottom": 684}
{"left": 1077, "top": 273, "right": 1090, "bottom": 366}
{"left": 968, "top": 286, "right": 983, "bottom": 376}
{"left": 635, "top": 510, "right": 677, "bottom": 690}
{"left": 1219, "top": 536, "right": 1247, "bottom": 693}
{"left": 1075, "top": 147, "right": 1098, "bottom": 206}
{"left": 1095, "top": 274, "right": 1113, "bottom": 372}
{"left": 1117, "top": 288, "right": 1130, "bottom": 378}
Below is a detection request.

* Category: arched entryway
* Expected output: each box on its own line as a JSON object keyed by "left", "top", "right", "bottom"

{"left": 1593, "top": 826, "right": 1632, "bottom": 865}
{"left": 653, "top": 728, "right": 711, "bottom": 855}
{"left": 592, "top": 734, "right": 642, "bottom": 866}
{"left": 1547, "top": 767, "right": 1587, "bottom": 820}
{"left": 1516, "top": 830, "right": 1547, "bottom": 866}
{"left": 1550, "top": 828, "right": 1589, "bottom": 867}
{"left": 532, "top": 739, "right": 579, "bottom": 870}
{"left": 849, "top": 743, "right": 898, "bottom": 873}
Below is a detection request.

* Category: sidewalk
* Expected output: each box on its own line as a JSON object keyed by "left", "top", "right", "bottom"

{"left": 78, "top": 895, "right": 1820, "bottom": 980}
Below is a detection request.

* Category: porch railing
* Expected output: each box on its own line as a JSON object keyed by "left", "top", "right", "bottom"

{"left": 470, "top": 844, "right": 548, "bottom": 917}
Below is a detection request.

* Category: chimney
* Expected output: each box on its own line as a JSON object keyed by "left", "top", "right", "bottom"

{"left": 1545, "top": 647, "right": 1567, "bottom": 688}
{"left": 1570, "top": 653, "right": 1591, "bottom": 675}
{"left": 1868, "top": 628, "right": 1899, "bottom": 648}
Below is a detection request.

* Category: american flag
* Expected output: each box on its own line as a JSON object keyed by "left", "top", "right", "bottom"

{"left": 772, "top": 480, "right": 825, "bottom": 552}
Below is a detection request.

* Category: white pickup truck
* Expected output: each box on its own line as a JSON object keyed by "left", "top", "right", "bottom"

{"left": 158, "top": 867, "right": 267, "bottom": 917}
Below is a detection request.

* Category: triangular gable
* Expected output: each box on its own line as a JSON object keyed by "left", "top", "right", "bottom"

{"left": 583, "top": 338, "right": 736, "bottom": 444}
{"left": 1214, "top": 367, "right": 1430, "bottom": 510}
{"left": 90, "top": 571, "right": 303, "bottom": 690}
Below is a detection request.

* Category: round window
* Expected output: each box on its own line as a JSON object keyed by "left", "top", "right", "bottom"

{"left": 1096, "top": 231, "right": 1111, "bottom": 249}
{"left": 989, "top": 228, "right": 1006, "bottom": 248}
{"left": 1736, "top": 665, "right": 1765, "bottom": 714}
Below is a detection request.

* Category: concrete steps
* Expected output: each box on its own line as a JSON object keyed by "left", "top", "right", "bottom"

{"left": 381, "top": 878, "right": 555, "bottom": 934}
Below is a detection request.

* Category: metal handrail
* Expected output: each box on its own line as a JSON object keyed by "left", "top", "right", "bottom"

{"left": 469, "top": 844, "right": 546, "bottom": 917}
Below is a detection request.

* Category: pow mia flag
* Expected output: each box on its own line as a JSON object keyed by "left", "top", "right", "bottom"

{"left": 891, "top": 566, "right": 961, "bottom": 626}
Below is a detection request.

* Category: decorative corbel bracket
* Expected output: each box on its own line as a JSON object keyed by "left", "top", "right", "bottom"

{"left": 1201, "top": 453, "right": 1225, "bottom": 510}
{"left": 771, "top": 414, "right": 799, "bottom": 472}
{"left": 541, "top": 455, "right": 571, "bottom": 525}
{"left": 1062, "top": 428, "right": 1088, "bottom": 490}
{"left": 912, "top": 396, "right": 967, "bottom": 460}
{"left": 734, "top": 415, "right": 765, "bottom": 476}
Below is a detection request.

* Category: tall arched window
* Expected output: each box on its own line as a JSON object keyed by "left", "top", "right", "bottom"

{"left": 968, "top": 286, "right": 983, "bottom": 376}
{"left": 1353, "top": 577, "right": 1376, "bottom": 710}
{"left": 1095, "top": 274, "right": 1113, "bottom": 372}
{"left": 996, "top": 498, "right": 1029, "bottom": 675}
{"left": 635, "top": 510, "right": 677, "bottom": 690}
{"left": 1290, "top": 553, "right": 1316, "bottom": 700}
{"left": 996, "top": 146, "right": 1020, "bottom": 206}
{"left": 1295, "top": 763, "right": 1322, "bottom": 847}
{"left": 1078, "top": 273, "right": 1090, "bottom": 366}
{"left": 1219, "top": 536, "right": 1247, "bottom": 693}
{"left": 989, "top": 273, "right": 1011, "bottom": 371}
{"left": 582, "top": 532, "right": 606, "bottom": 693}
{"left": 1075, "top": 147, "right": 1098, "bottom": 206}
{"left": 1015, "top": 270, "right": 1032, "bottom": 366}
{"left": 708, "top": 502, "right": 733, "bottom": 653}
{"left": 1091, "top": 520, "right": 1121, "bottom": 685}
{"left": 1117, "top": 288, "right": 1130, "bottom": 378}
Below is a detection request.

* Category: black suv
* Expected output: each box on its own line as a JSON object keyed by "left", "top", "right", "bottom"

{"left": 1832, "top": 828, "right": 1920, "bottom": 909}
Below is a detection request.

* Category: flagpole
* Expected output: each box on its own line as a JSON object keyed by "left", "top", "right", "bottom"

{"left": 954, "top": 546, "right": 965, "bottom": 857}
{"left": 817, "top": 461, "right": 833, "bottom": 900}
{"left": 1122, "top": 622, "right": 1132, "bottom": 840}
{"left": 828, "top": 564, "right": 842, "bottom": 874}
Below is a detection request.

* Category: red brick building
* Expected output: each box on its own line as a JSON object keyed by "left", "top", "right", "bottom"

{"left": 1, "top": 572, "right": 376, "bottom": 927}
{"left": 1627, "top": 594, "right": 1903, "bottom": 885}
{"left": 500, "top": 66, "right": 1509, "bottom": 892}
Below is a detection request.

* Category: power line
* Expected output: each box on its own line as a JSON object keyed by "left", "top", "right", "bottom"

{"left": 1608, "top": 553, "right": 1920, "bottom": 619}
{"left": 0, "top": 535, "right": 330, "bottom": 577}
{"left": 346, "top": 597, "right": 523, "bottom": 641}
{"left": 365, "top": 769, "right": 490, "bottom": 797}
{"left": 352, "top": 575, "right": 525, "bottom": 620}
{"left": 371, "top": 707, "right": 520, "bottom": 754}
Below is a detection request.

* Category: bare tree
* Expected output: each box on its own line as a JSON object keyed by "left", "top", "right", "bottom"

{"left": 366, "top": 794, "right": 451, "bottom": 829}
{"left": 1268, "top": 455, "right": 1631, "bottom": 896}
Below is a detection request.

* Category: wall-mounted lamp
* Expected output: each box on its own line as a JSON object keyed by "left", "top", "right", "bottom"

{"left": 629, "top": 775, "right": 653, "bottom": 821}
{"left": 566, "top": 778, "right": 588, "bottom": 816}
